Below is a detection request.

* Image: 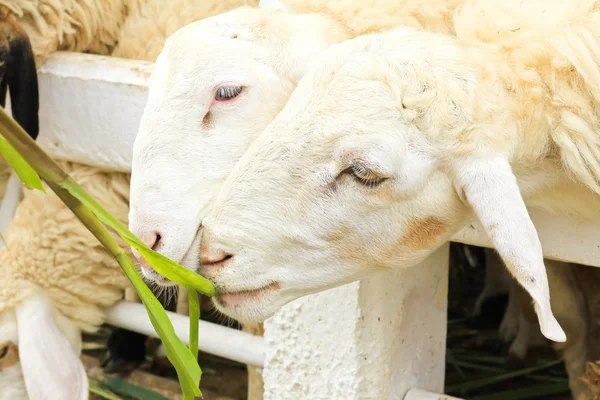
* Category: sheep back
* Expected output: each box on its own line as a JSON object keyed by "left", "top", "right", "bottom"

{"left": 0, "top": 0, "right": 130, "bottom": 65}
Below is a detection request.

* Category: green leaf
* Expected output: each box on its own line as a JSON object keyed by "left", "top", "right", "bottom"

{"left": 101, "top": 377, "right": 170, "bottom": 400}
{"left": 468, "top": 382, "right": 570, "bottom": 400}
{"left": 116, "top": 253, "right": 202, "bottom": 399}
{"left": 188, "top": 289, "right": 200, "bottom": 363}
{"left": 63, "top": 178, "right": 216, "bottom": 297}
{"left": 0, "top": 136, "right": 44, "bottom": 192}
{"left": 88, "top": 381, "right": 124, "bottom": 400}
{"left": 0, "top": 108, "right": 206, "bottom": 397}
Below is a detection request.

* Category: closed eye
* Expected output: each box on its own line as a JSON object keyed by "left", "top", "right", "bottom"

{"left": 215, "top": 86, "right": 243, "bottom": 101}
{"left": 340, "top": 162, "right": 388, "bottom": 188}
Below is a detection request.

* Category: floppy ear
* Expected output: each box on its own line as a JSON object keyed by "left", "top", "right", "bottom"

{"left": 451, "top": 155, "right": 566, "bottom": 343}
{"left": 16, "top": 295, "right": 88, "bottom": 400}
{"left": 1, "top": 12, "right": 39, "bottom": 139}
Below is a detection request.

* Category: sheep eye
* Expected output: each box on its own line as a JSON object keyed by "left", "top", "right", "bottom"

{"left": 215, "top": 86, "right": 243, "bottom": 101}
{"left": 345, "top": 162, "right": 387, "bottom": 188}
{"left": 0, "top": 345, "right": 7, "bottom": 359}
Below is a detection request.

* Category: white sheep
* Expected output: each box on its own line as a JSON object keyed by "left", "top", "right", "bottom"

{"left": 0, "top": 4, "right": 318, "bottom": 400}
{"left": 127, "top": 2, "right": 600, "bottom": 399}
{"left": 273, "top": 0, "right": 579, "bottom": 359}
{"left": 0, "top": 161, "right": 131, "bottom": 400}
{"left": 192, "top": 13, "right": 600, "bottom": 397}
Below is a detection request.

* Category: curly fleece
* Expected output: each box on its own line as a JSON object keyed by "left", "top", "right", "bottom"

{"left": 0, "top": 0, "right": 259, "bottom": 66}
{"left": 0, "top": 162, "right": 131, "bottom": 332}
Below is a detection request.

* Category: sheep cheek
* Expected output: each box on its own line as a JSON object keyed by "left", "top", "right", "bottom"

{"left": 401, "top": 216, "right": 448, "bottom": 250}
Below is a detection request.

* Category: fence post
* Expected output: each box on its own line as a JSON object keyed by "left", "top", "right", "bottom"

{"left": 262, "top": 243, "right": 450, "bottom": 400}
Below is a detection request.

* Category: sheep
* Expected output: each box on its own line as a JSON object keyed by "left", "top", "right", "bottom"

{"left": 504, "top": 260, "right": 600, "bottom": 399}
{"left": 273, "top": 0, "right": 576, "bottom": 356}
{"left": 278, "top": 0, "right": 600, "bottom": 365}
{"left": 0, "top": 161, "right": 131, "bottom": 400}
{"left": 125, "top": 2, "right": 600, "bottom": 398}
{"left": 191, "top": 15, "right": 600, "bottom": 396}
{"left": 0, "top": 5, "right": 357, "bottom": 399}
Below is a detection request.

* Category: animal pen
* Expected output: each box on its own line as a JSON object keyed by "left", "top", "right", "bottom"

{"left": 3, "top": 50, "right": 599, "bottom": 400}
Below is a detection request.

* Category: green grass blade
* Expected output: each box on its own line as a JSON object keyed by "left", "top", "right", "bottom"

{"left": 188, "top": 289, "right": 200, "bottom": 363}
{"left": 0, "top": 105, "right": 204, "bottom": 398}
{"left": 116, "top": 252, "right": 202, "bottom": 399}
{"left": 468, "top": 382, "right": 570, "bottom": 400}
{"left": 101, "top": 377, "right": 170, "bottom": 400}
{"left": 88, "top": 381, "right": 124, "bottom": 400}
{"left": 0, "top": 136, "right": 44, "bottom": 191}
{"left": 446, "top": 359, "right": 563, "bottom": 395}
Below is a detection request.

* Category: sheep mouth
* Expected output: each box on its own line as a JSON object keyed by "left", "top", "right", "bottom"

{"left": 214, "top": 282, "right": 280, "bottom": 307}
{"left": 140, "top": 265, "right": 177, "bottom": 287}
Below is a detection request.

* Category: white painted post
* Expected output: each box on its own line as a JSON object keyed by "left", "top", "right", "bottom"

{"left": 262, "top": 244, "right": 450, "bottom": 400}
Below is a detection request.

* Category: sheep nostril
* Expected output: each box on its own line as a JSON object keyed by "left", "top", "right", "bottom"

{"left": 151, "top": 233, "right": 162, "bottom": 251}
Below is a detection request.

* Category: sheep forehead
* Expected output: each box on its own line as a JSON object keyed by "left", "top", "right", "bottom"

{"left": 166, "top": 7, "right": 289, "bottom": 54}
{"left": 274, "top": 58, "right": 400, "bottom": 139}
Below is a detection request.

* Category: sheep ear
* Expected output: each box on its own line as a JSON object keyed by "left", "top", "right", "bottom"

{"left": 16, "top": 294, "right": 88, "bottom": 400}
{"left": 3, "top": 14, "right": 39, "bottom": 140}
{"left": 451, "top": 156, "right": 566, "bottom": 343}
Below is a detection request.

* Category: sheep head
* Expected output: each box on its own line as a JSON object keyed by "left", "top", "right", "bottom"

{"left": 200, "top": 29, "right": 566, "bottom": 343}
{"left": 0, "top": 291, "right": 87, "bottom": 400}
{"left": 129, "top": 6, "right": 351, "bottom": 283}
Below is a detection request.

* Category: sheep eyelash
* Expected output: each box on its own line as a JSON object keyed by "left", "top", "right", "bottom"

{"left": 342, "top": 162, "right": 388, "bottom": 188}
{"left": 215, "top": 86, "right": 243, "bottom": 101}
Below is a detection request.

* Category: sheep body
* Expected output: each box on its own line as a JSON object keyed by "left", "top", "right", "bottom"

{"left": 0, "top": 161, "right": 131, "bottom": 330}
{"left": 0, "top": 0, "right": 259, "bottom": 66}
{"left": 0, "top": 0, "right": 127, "bottom": 65}
{"left": 280, "top": 0, "right": 461, "bottom": 36}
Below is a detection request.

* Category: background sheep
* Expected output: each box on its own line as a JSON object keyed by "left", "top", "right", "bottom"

{"left": 0, "top": 161, "right": 131, "bottom": 399}
{"left": 191, "top": 17, "right": 600, "bottom": 397}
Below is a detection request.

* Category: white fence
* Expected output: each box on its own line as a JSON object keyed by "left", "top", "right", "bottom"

{"left": 4, "top": 51, "right": 600, "bottom": 399}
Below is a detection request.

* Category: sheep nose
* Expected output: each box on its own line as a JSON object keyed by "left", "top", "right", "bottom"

{"left": 134, "top": 231, "right": 162, "bottom": 268}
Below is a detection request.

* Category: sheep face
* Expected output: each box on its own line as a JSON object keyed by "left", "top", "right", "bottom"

{"left": 201, "top": 30, "right": 566, "bottom": 343}
{"left": 129, "top": 7, "right": 351, "bottom": 284}
{"left": 199, "top": 50, "right": 468, "bottom": 323}
{"left": 0, "top": 293, "right": 87, "bottom": 400}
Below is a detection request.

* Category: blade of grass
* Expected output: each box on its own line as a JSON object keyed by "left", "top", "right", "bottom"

{"left": 0, "top": 107, "right": 215, "bottom": 296}
{"left": 445, "top": 359, "right": 563, "bottom": 395}
{"left": 454, "top": 352, "right": 508, "bottom": 365}
{"left": 446, "top": 351, "right": 468, "bottom": 379}
{"left": 88, "top": 381, "right": 124, "bottom": 400}
{"left": 0, "top": 107, "right": 202, "bottom": 397}
{"left": 468, "top": 382, "right": 570, "bottom": 400}
{"left": 0, "top": 135, "right": 43, "bottom": 191}
{"left": 101, "top": 377, "right": 170, "bottom": 400}
{"left": 189, "top": 289, "right": 200, "bottom": 363}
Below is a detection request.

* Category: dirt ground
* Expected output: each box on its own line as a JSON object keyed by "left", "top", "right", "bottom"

{"left": 84, "top": 243, "right": 572, "bottom": 400}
